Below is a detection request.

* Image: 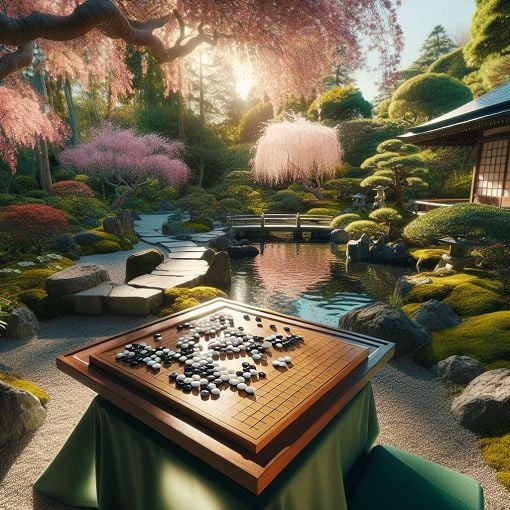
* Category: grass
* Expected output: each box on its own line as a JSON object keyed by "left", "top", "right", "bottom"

{"left": 413, "top": 311, "right": 510, "bottom": 370}
{"left": 480, "top": 433, "right": 510, "bottom": 490}
{"left": 0, "top": 373, "right": 49, "bottom": 406}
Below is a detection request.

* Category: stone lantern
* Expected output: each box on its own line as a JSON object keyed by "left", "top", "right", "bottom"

{"left": 351, "top": 193, "right": 367, "bottom": 212}
{"left": 372, "top": 185, "right": 388, "bottom": 209}
{"left": 435, "top": 237, "right": 485, "bottom": 271}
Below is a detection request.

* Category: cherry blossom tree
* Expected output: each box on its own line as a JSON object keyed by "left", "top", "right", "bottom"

{"left": 251, "top": 117, "right": 342, "bottom": 199}
{"left": 58, "top": 122, "right": 190, "bottom": 209}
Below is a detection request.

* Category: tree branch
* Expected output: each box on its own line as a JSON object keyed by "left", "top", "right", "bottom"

{"left": 0, "top": 0, "right": 217, "bottom": 80}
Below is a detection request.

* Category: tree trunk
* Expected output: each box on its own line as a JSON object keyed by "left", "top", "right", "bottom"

{"left": 109, "top": 189, "right": 133, "bottom": 210}
{"left": 197, "top": 155, "right": 205, "bottom": 187}
{"left": 64, "top": 76, "right": 79, "bottom": 144}
{"left": 301, "top": 180, "right": 324, "bottom": 200}
{"left": 394, "top": 173, "right": 404, "bottom": 209}
{"left": 35, "top": 135, "right": 52, "bottom": 192}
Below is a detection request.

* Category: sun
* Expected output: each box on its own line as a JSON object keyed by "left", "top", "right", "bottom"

{"left": 234, "top": 59, "right": 254, "bottom": 101}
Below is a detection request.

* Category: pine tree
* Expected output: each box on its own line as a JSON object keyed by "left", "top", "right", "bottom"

{"left": 413, "top": 25, "right": 456, "bottom": 70}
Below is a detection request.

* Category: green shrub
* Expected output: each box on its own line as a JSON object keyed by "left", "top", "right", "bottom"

{"left": 369, "top": 207, "right": 402, "bottom": 224}
{"left": 0, "top": 374, "right": 49, "bottom": 405}
{"left": 268, "top": 190, "right": 304, "bottom": 213}
{"left": 217, "top": 198, "right": 246, "bottom": 218}
{"left": 322, "top": 178, "right": 363, "bottom": 199}
{"left": 0, "top": 193, "right": 21, "bottom": 206}
{"left": 306, "top": 208, "right": 339, "bottom": 216}
{"left": 307, "top": 85, "right": 372, "bottom": 121}
{"left": 190, "top": 216, "right": 214, "bottom": 229}
{"left": 403, "top": 203, "right": 510, "bottom": 244}
{"left": 11, "top": 175, "right": 38, "bottom": 194}
{"left": 330, "top": 213, "right": 362, "bottom": 229}
{"left": 344, "top": 220, "right": 387, "bottom": 239}
{"left": 176, "top": 193, "right": 219, "bottom": 218}
{"left": 183, "top": 222, "right": 210, "bottom": 233}
{"left": 53, "top": 168, "right": 77, "bottom": 182}
{"left": 414, "top": 311, "right": 510, "bottom": 370}
{"left": 225, "top": 145, "right": 253, "bottom": 172}
{"left": 24, "top": 190, "right": 49, "bottom": 199}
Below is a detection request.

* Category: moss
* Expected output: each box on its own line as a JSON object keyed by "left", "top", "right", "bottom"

{"left": 401, "top": 302, "right": 421, "bottom": 317}
{"left": 161, "top": 287, "right": 227, "bottom": 315}
{"left": 344, "top": 220, "right": 388, "bottom": 239}
{"left": 413, "top": 311, "right": 510, "bottom": 370}
{"left": 118, "top": 237, "right": 134, "bottom": 250}
{"left": 16, "top": 288, "right": 47, "bottom": 309}
{"left": 183, "top": 221, "right": 210, "bottom": 233}
{"left": 480, "top": 433, "right": 510, "bottom": 490}
{"left": 91, "top": 240, "right": 122, "bottom": 254}
{"left": 0, "top": 373, "right": 49, "bottom": 406}
{"left": 187, "top": 286, "right": 227, "bottom": 301}
{"left": 161, "top": 297, "right": 200, "bottom": 314}
{"left": 0, "top": 269, "right": 55, "bottom": 292}
{"left": 125, "top": 234, "right": 139, "bottom": 244}
{"left": 444, "top": 283, "right": 506, "bottom": 316}
{"left": 409, "top": 247, "right": 448, "bottom": 269}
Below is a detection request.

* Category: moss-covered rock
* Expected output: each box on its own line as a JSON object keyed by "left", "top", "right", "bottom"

{"left": 410, "top": 247, "right": 448, "bottom": 270}
{"left": 0, "top": 373, "right": 49, "bottom": 406}
{"left": 125, "top": 249, "right": 164, "bottom": 282}
{"left": 90, "top": 240, "right": 123, "bottom": 254}
{"left": 444, "top": 283, "right": 505, "bottom": 316}
{"left": 413, "top": 311, "right": 510, "bottom": 370}
{"left": 480, "top": 433, "right": 510, "bottom": 490}
{"left": 16, "top": 288, "right": 47, "bottom": 310}
{"left": 160, "top": 286, "right": 227, "bottom": 316}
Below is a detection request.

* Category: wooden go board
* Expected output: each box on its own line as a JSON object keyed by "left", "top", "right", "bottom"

{"left": 58, "top": 299, "right": 394, "bottom": 493}
{"left": 89, "top": 303, "right": 368, "bottom": 453}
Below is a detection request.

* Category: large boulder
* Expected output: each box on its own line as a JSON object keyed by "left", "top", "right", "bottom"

{"left": 451, "top": 369, "right": 510, "bottom": 432}
{"left": 0, "top": 381, "right": 46, "bottom": 445}
{"left": 103, "top": 210, "right": 135, "bottom": 237}
{"left": 125, "top": 249, "right": 164, "bottom": 282}
{"left": 51, "top": 234, "right": 79, "bottom": 258}
{"left": 339, "top": 302, "right": 431, "bottom": 357}
{"left": 6, "top": 307, "right": 39, "bottom": 340}
{"left": 381, "top": 242, "right": 414, "bottom": 266}
{"left": 208, "top": 235, "right": 231, "bottom": 252}
{"left": 394, "top": 274, "right": 432, "bottom": 299}
{"left": 167, "top": 219, "right": 184, "bottom": 236}
{"left": 412, "top": 300, "right": 460, "bottom": 332}
{"left": 227, "top": 245, "right": 260, "bottom": 259}
{"left": 202, "top": 251, "right": 231, "bottom": 288}
{"left": 73, "top": 231, "right": 104, "bottom": 245}
{"left": 330, "top": 229, "right": 350, "bottom": 244}
{"left": 46, "top": 264, "right": 110, "bottom": 296}
{"left": 346, "top": 234, "right": 371, "bottom": 262}
{"left": 432, "top": 355, "right": 484, "bottom": 385}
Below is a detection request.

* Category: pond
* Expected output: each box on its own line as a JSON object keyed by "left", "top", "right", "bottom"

{"left": 230, "top": 242, "right": 412, "bottom": 327}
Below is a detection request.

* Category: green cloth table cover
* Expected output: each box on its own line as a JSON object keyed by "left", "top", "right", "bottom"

{"left": 348, "top": 444, "right": 484, "bottom": 510}
{"left": 35, "top": 384, "right": 378, "bottom": 510}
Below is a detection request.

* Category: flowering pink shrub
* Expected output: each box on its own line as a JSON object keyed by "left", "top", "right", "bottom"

{"left": 50, "top": 180, "right": 95, "bottom": 198}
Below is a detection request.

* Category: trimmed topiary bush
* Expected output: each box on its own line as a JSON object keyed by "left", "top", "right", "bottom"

{"left": 344, "top": 220, "right": 388, "bottom": 239}
{"left": 10, "top": 175, "right": 38, "bottom": 194}
{"left": 330, "top": 213, "right": 362, "bottom": 229}
{"left": 403, "top": 203, "right": 510, "bottom": 244}
{"left": 0, "top": 204, "right": 69, "bottom": 253}
{"left": 190, "top": 216, "right": 214, "bottom": 229}
{"left": 0, "top": 193, "right": 21, "bottom": 206}
{"left": 444, "top": 283, "right": 506, "bottom": 316}
{"left": 307, "top": 85, "right": 372, "bottom": 121}
{"left": 306, "top": 208, "right": 340, "bottom": 216}
{"left": 50, "top": 180, "right": 95, "bottom": 198}
{"left": 268, "top": 190, "right": 304, "bottom": 213}
{"left": 24, "top": 190, "right": 49, "bottom": 199}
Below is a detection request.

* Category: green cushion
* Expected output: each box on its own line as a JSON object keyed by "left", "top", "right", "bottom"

{"left": 348, "top": 445, "right": 484, "bottom": 510}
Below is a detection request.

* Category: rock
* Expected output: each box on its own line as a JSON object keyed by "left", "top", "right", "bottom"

{"left": 394, "top": 274, "right": 432, "bottom": 299}
{"left": 51, "top": 234, "right": 79, "bottom": 258}
{"left": 432, "top": 355, "right": 484, "bottom": 384}
{"left": 346, "top": 234, "right": 372, "bottom": 262}
{"left": 46, "top": 264, "right": 110, "bottom": 296}
{"left": 213, "top": 221, "right": 224, "bottom": 230}
{"left": 125, "top": 249, "right": 164, "bottom": 282}
{"left": 381, "top": 242, "right": 414, "bottom": 266}
{"left": 412, "top": 300, "right": 460, "bottom": 331}
{"left": 160, "top": 200, "right": 175, "bottom": 211}
{"left": 83, "top": 217, "right": 100, "bottom": 228}
{"left": 451, "top": 369, "right": 510, "bottom": 432}
{"left": 167, "top": 220, "right": 183, "bottom": 236}
{"left": 108, "top": 285, "right": 162, "bottom": 316}
{"left": 161, "top": 223, "right": 170, "bottom": 235}
{"left": 330, "top": 228, "right": 350, "bottom": 244}
{"left": 73, "top": 231, "right": 104, "bottom": 245}
{"left": 201, "top": 248, "right": 216, "bottom": 264}
{"left": 65, "top": 282, "right": 115, "bottom": 315}
{"left": 208, "top": 235, "right": 231, "bottom": 252}
{"left": 238, "top": 239, "right": 251, "bottom": 246}
{"left": 175, "top": 233, "right": 193, "bottom": 241}
{"left": 228, "top": 245, "right": 260, "bottom": 258}
{"left": 128, "top": 274, "right": 199, "bottom": 290}
{"left": 6, "top": 307, "right": 39, "bottom": 340}
{"left": 202, "top": 251, "right": 231, "bottom": 288}
{"left": 339, "top": 302, "right": 431, "bottom": 357}
{"left": 103, "top": 210, "right": 135, "bottom": 237}
{"left": 0, "top": 381, "right": 46, "bottom": 445}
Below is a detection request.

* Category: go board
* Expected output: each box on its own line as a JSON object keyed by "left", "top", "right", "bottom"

{"left": 89, "top": 302, "right": 368, "bottom": 453}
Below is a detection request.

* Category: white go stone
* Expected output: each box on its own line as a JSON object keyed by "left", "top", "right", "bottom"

{"left": 284, "top": 356, "right": 292, "bottom": 363}
{"left": 252, "top": 354, "right": 262, "bottom": 361}
{"left": 191, "top": 381, "right": 201, "bottom": 388}
{"left": 242, "top": 372, "right": 251, "bottom": 379}
{"left": 237, "top": 383, "right": 247, "bottom": 391}
{"left": 184, "top": 377, "right": 193, "bottom": 384}
{"left": 147, "top": 360, "right": 155, "bottom": 367}
{"left": 152, "top": 363, "right": 161, "bottom": 370}
{"left": 275, "top": 343, "right": 283, "bottom": 348}
{"left": 176, "top": 374, "right": 186, "bottom": 381}
{"left": 211, "top": 388, "right": 221, "bottom": 396}
{"left": 245, "top": 386, "right": 255, "bottom": 395}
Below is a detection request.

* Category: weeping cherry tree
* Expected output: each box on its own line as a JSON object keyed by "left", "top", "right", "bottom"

{"left": 251, "top": 118, "right": 342, "bottom": 199}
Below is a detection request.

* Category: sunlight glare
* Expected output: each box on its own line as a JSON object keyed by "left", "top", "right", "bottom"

{"left": 234, "top": 59, "right": 253, "bottom": 101}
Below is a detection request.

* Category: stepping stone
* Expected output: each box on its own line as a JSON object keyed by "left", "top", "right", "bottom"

{"left": 128, "top": 274, "right": 199, "bottom": 290}
{"left": 65, "top": 282, "right": 115, "bottom": 315}
{"left": 160, "top": 241, "right": 197, "bottom": 248}
{"left": 137, "top": 232, "right": 165, "bottom": 238}
{"left": 46, "top": 264, "right": 110, "bottom": 296}
{"left": 168, "top": 247, "right": 206, "bottom": 253}
{"left": 108, "top": 285, "right": 162, "bottom": 316}
{"left": 167, "top": 252, "right": 206, "bottom": 260}
{"left": 140, "top": 236, "right": 174, "bottom": 244}
{"left": 152, "top": 270, "right": 206, "bottom": 277}
{"left": 156, "top": 260, "right": 208, "bottom": 271}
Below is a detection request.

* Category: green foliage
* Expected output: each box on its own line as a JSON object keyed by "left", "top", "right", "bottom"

{"left": 55, "top": 196, "right": 108, "bottom": 226}
{"left": 480, "top": 433, "right": 510, "bottom": 490}
{"left": 403, "top": 203, "right": 510, "bottom": 244}
{"left": 161, "top": 287, "right": 227, "bottom": 315}
{"left": 90, "top": 240, "right": 123, "bottom": 254}
{"left": 307, "top": 85, "right": 372, "bottom": 121}
{"left": 24, "top": 190, "right": 49, "bottom": 199}
{"left": 337, "top": 119, "right": 403, "bottom": 167}
{"left": 238, "top": 102, "right": 273, "bottom": 143}
{"left": 389, "top": 73, "right": 473, "bottom": 124}
{"left": 369, "top": 207, "right": 402, "bottom": 224}
{"left": 0, "top": 374, "right": 49, "bottom": 406}
{"left": 413, "top": 25, "right": 456, "bottom": 70}
{"left": 306, "top": 208, "right": 339, "bottom": 216}
{"left": 464, "top": 0, "right": 510, "bottom": 65}
{"left": 428, "top": 48, "right": 477, "bottom": 80}
{"left": 217, "top": 198, "right": 247, "bottom": 218}
{"left": 0, "top": 193, "right": 21, "bottom": 206}
{"left": 183, "top": 221, "right": 210, "bottom": 233}
{"left": 330, "top": 213, "right": 362, "bottom": 229}
{"left": 344, "top": 220, "right": 388, "bottom": 239}
{"left": 53, "top": 168, "right": 77, "bottom": 182}
{"left": 322, "top": 178, "right": 363, "bottom": 199}
{"left": 190, "top": 216, "right": 214, "bottom": 229}
{"left": 360, "top": 175, "right": 393, "bottom": 189}
{"left": 225, "top": 144, "right": 253, "bottom": 172}
{"left": 17, "top": 288, "right": 47, "bottom": 309}
{"left": 361, "top": 152, "right": 398, "bottom": 170}
{"left": 11, "top": 175, "right": 38, "bottom": 194}
{"left": 409, "top": 247, "right": 448, "bottom": 269}
{"left": 413, "top": 311, "right": 510, "bottom": 371}
{"left": 268, "top": 190, "right": 304, "bottom": 213}
{"left": 175, "top": 192, "right": 219, "bottom": 218}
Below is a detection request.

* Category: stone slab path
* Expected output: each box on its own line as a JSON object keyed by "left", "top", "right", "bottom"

{"left": 167, "top": 252, "right": 206, "bottom": 260}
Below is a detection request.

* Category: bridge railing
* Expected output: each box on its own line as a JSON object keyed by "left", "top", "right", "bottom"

{"left": 227, "top": 214, "right": 334, "bottom": 228}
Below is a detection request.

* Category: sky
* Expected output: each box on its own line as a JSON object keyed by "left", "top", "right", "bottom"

{"left": 354, "top": 0, "right": 476, "bottom": 100}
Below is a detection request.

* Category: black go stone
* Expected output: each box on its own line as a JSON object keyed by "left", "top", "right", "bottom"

{"left": 236, "top": 371, "right": 243, "bottom": 377}
{"left": 255, "top": 316, "right": 262, "bottom": 322}
{"left": 214, "top": 379, "right": 223, "bottom": 385}
{"left": 183, "top": 385, "right": 192, "bottom": 393}
{"left": 169, "top": 372, "right": 178, "bottom": 380}
{"left": 242, "top": 362, "right": 250, "bottom": 368}
{"left": 207, "top": 375, "right": 215, "bottom": 382}
{"left": 201, "top": 389, "right": 210, "bottom": 397}
{"left": 258, "top": 372, "right": 266, "bottom": 378}
{"left": 243, "top": 314, "right": 250, "bottom": 320}
{"left": 270, "top": 324, "right": 277, "bottom": 330}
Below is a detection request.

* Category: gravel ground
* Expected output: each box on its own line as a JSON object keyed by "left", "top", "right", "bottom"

{"left": 0, "top": 319, "right": 508, "bottom": 509}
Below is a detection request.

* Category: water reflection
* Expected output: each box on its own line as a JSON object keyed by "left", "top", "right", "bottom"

{"left": 230, "top": 242, "right": 411, "bottom": 327}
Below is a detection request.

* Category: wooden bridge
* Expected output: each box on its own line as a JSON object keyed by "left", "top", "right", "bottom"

{"left": 227, "top": 214, "right": 333, "bottom": 239}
